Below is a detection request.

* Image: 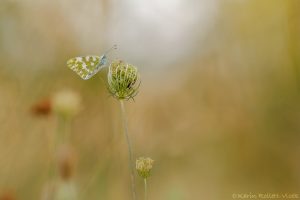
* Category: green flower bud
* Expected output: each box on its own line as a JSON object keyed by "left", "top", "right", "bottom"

{"left": 107, "top": 60, "right": 140, "bottom": 100}
{"left": 136, "top": 157, "right": 154, "bottom": 179}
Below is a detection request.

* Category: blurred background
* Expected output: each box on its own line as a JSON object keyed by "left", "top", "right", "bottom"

{"left": 0, "top": 0, "right": 300, "bottom": 199}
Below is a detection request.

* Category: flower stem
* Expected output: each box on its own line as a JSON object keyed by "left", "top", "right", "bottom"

{"left": 144, "top": 179, "right": 147, "bottom": 200}
{"left": 119, "top": 100, "right": 137, "bottom": 200}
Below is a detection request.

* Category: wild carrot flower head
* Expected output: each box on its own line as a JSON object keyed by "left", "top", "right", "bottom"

{"left": 107, "top": 60, "right": 140, "bottom": 100}
{"left": 136, "top": 157, "right": 154, "bottom": 179}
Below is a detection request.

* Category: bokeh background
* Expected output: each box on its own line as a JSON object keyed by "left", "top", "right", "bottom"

{"left": 1, "top": 0, "right": 300, "bottom": 199}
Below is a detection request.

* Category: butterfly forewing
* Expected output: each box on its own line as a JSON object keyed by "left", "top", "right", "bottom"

{"left": 67, "top": 55, "right": 106, "bottom": 80}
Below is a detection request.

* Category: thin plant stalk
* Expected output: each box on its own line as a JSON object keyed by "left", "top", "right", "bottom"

{"left": 57, "top": 116, "right": 72, "bottom": 144}
{"left": 144, "top": 179, "right": 147, "bottom": 200}
{"left": 48, "top": 116, "right": 64, "bottom": 180}
{"left": 48, "top": 116, "right": 71, "bottom": 181}
{"left": 119, "top": 100, "right": 137, "bottom": 200}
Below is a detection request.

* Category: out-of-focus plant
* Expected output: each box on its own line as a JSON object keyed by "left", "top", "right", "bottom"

{"left": 52, "top": 90, "right": 81, "bottom": 143}
{"left": 33, "top": 90, "right": 81, "bottom": 200}
{"left": 54, "top": 145, "right": 78, "bottom": 200}
{"left": 51, "top": 90, "right": 80, "bottom": 200}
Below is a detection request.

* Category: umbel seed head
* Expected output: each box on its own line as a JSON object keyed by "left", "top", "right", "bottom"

{"left": 108, "top": 60, "right": 140, "bottom": 100}
{"left": 136, "top": 157, "right": 154, "bottom": 179}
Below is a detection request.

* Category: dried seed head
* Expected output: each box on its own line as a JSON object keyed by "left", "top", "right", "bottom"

{"left": 136, "top": 157, "right": 154, "bottom": 179}
{"left": 107, "top": 60, "right": 140, "bottom": 100}
{"left": 31, "top": 98, "right": 52, "bottom": 116}
{"left": 52, "top": 90, "right": 81, "bottom": 119}
{"left": 57, "top": 145, "right": 77, "bottom": 181}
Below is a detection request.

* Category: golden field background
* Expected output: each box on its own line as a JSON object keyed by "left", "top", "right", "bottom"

{"left": 0, "top": 0, "right": 300, "bottom": 199}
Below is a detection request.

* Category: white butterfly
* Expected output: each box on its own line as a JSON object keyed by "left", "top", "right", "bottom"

{"left": 67, "top": 45, "right": 117, "bottom": 80}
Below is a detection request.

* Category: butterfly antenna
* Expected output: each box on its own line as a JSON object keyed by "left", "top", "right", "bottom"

{"left": 103, "top": 44, "right": 118, "bottom": 55}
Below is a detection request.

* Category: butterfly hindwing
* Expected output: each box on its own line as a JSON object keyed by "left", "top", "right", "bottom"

{"left": 67, "top": 55, "right": 107, "bottom": 80}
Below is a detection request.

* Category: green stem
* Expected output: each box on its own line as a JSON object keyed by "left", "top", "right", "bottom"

{"left": 144, "top": 179, "right": 147, "bottom": 200}
{"left": 119, "top": 100, "right": 137, "bottom": 200}
{"left": 58, "top": 116, "right": 71, "bottom": 144}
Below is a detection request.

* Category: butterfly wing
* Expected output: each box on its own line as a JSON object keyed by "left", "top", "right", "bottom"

{"left": 67, "top": 55, "right": 107, "bottom": 80}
